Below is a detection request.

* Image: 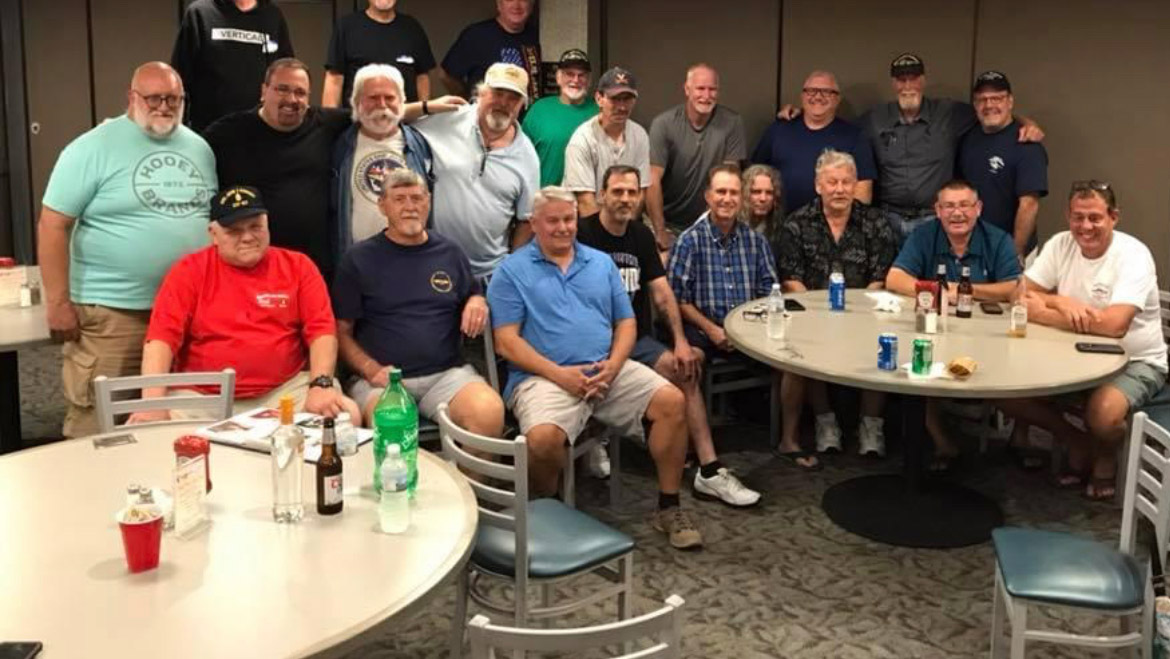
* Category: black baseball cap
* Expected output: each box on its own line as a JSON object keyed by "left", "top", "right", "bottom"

{"left": 890, "top": 53, "right": 925, "bottom": 77}
{"left": 972, "top": 70, "right": 1012, "bottom": 94}
{"left": 558, "top": 48, "right": 591, "bottom": 71}
{"left": 597, "top": 67, "right": 638, "bottom": 97}
{"left": 211, "top": 186, "right": 267, "bottom": 226}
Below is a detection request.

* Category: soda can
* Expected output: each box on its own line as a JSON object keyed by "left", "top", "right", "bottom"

{"left": 878, "top": 333, "right": 898, "bottom": 371}
{"left": 829, "top": 278, "right": 846, "bottom": 311}
{"left": 912, "top": 337, "right": 934, "bottom": 376}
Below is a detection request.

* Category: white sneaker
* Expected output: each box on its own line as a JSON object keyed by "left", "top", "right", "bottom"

{"left": 584, "top": 440, "right": 611, "bottom": 478}
{"left": 694, "top": 467, "right": 761, "bottom": 507}
{"left": 815, "top": 414, "right": 843, "bottom": 453}
{"left": 858, "top": 417, "right": 886, "bottom": 458}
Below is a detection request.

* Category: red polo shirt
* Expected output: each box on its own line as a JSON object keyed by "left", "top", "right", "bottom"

{"left": 147, "top": 246, "right": 335, "bottom": 398}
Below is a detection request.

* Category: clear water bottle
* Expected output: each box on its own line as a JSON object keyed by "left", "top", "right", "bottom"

{"left": 378, "top": 445, "right": 411, "bottom": 534}
{"left": 271, "top": 396, "right": 305, "bottom": 523}
{"left": 766, "top": 283, "right": 786, "bottom": 340}
{"left": 829, "top": 267, "right": 846, "bottom": 311}
{"left": 334, "top": 412, "right": 359, "bottom": 457}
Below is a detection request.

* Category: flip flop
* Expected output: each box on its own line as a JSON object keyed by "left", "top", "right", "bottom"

{"left": 774, "top": 448, "right": 823, "bottom": 472}
{"left": 1084, "top": 477, "right": 1116, "bottom": 501}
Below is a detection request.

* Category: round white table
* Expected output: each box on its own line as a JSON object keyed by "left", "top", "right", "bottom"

{"left": 725, "top": 289, "right": 1128, "bottom": 547}
{"left": 0, "top": 299, "right": 50, "bottom": 453}
{"left": 0, "top": 422, "right": 477, "bottom": 658}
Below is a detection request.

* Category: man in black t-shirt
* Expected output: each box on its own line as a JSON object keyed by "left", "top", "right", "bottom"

{"left": 577, "top": 165, "right": 762, "bottom": 507}
{"left": 322, "top": 0, "right": 436, "bottom": 107}
{"left": 440, "top": 0, "right": 541, "bottom": 100}
{"left": 171, "top": 0, "right": 295, "bottom": 132}
{"left": 204, "top": 58, "right": 351, "bottom": 279}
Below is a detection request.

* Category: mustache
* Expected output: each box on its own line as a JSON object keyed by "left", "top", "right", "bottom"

{"left": 361, "top": 108, "right": 401, "bottom": 125}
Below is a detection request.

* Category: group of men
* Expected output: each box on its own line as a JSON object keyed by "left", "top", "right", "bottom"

{"left": 35, "top": 0, "right": 1165, "bottom": 559}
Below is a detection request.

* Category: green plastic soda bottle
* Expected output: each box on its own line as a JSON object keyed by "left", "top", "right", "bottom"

{"left": 372, "top": 368, "right": 419, "bottom": 498}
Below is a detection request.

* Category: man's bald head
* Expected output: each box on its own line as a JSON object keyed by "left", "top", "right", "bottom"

{"left": 127, "top": 61, "right": 184, "bottom": 138}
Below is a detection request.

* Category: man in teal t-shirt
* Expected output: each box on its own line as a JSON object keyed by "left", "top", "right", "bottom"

{"left": 520, "top": 49, "right": 599, "bottom": 187}
{"left": 38, "top": 61, "right": 217, "bottom": 437}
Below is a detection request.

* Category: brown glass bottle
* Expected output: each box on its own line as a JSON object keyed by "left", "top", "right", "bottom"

{"left": 316, "top": 418, "right": 344, "bottom": 515}
{"left": 956, "top": 266, "right": 974, "bottom": 318}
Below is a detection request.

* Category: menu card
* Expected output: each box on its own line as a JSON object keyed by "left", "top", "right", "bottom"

{"left": 173, "top": 455, "right": 209, "bottom": 538}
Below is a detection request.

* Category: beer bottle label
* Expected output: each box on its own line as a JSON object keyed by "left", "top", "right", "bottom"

{"left": 324, "top": 475, "right": 343, "bottom": 505}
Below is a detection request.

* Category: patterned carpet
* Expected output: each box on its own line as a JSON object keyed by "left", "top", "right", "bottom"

{"left": 16, "top": 345, "right": 1133, "bottom": 658}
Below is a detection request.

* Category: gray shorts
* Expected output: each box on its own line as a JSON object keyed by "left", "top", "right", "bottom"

{"left": 1110, "top": 360, "right": 1167, "bottom": 409}
{"left": 630, "top": 335, "right": 669, "bottom": 368}
{"left": 508, "top": 360, "right": 670, "bottom": 445}
{"left": 347, "top": 364, "right": 485, "bottom": 420}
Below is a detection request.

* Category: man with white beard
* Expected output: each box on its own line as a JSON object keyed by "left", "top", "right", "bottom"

{"left": 36, "top": 61, "right": 218, "bottom": 437}
{"left": 414, "top": 62, "right": 540, "bottom": 278}
{"left": 521, "top": 48, "right": 598, "bottom": 187}
{"left": 331, "top": 63, "right": 434, "bottom": 262}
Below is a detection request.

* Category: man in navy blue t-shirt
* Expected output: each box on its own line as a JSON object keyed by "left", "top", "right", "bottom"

{"left": 752, "top": 70, "right": 876, "bottom": 213}
{"left": 957, "top": 71, "right": 1048, "bottom": 257}
{"left": 439, "top": 0, "right": 541, "bottom": 100}
{"left": 332, "top": 168, "right": 505, "bottom": 436}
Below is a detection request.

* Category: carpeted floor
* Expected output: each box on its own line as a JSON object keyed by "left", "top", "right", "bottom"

{"left": 16, "top": 344, "right": 1132, "bottom": 658}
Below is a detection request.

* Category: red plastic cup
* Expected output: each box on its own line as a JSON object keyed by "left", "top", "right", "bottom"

{"left": 117, "top": 509, "right": 163, "bottom": 573}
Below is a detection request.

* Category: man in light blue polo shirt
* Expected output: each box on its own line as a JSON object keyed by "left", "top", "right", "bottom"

{"left": 37, "top": 61, "right": 216, "bottom": 437}
{"left": 488, "top": 186, "right": 702, "bottom": 550}
{"left": 885, "top": 179, "right": 1020, "bottom": 470}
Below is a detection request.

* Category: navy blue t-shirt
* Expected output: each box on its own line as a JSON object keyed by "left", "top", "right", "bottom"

{"left": 957, "top": 120, "right": 1048, "bottom": 251}
{"left": 441, "top": 18, "right": 540, "bottom": 99}
{"left": 751, "top": 117, "right": 877, "bottom": 212}
{"left": 332, "top": 232, "right": 479, "bottom": 377}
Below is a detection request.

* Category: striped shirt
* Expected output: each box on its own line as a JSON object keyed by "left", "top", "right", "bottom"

{"left": 667, "top": 213, "right": 778, "bottom": 325}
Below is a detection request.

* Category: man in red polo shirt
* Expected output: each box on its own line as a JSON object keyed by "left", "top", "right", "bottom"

{"left": 128, "top": 185, "right": 359, "bottom": 423}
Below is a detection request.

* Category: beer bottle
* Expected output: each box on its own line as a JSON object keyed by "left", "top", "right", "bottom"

{"left": 316, "top": 418, "right": 343, "bottom": 515}
{"left": 956, "top": 266, "right": 974, "bottom": 318}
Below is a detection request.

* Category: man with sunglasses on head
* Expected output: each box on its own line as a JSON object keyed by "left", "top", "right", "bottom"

{"left": 998, "top": 182, "right": 1166, "bottom": 501}
{"left": 37, "top": 62, "right": 217, "bottom": 438}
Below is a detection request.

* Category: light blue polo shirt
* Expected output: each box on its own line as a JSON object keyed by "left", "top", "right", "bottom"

{"left": 42, "top": 115, "right": 216, "bottom": 310}
{"left": 892, "top": 218, "right": 1020, "bottom": 283}
{"left": 488, "top": 240, "right": 634, "bottom": 400}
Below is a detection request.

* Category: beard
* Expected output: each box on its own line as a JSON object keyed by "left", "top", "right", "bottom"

{"left": 359, "top": 108, "right": 401, "bottom": 137}
{"left": 897, "top": 93, "right": 922, "bottom": 115}
{"left": 483, "top": 108, "right": 512, "bottom": 133}
{"left": 562, "top": 86, "right": 587, "bottom": 102}
{"left": 131, "top": 110, "right": 179, "bottom": 138}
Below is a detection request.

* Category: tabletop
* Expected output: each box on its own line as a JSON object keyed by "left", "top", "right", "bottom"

{"left": 0, "top": 302, "right": 50, "bottom": 352}
{"left": 724, "top": 289, "right": 1129, "bottom": 399}
{"left": 0, "top": 422, "right": 477, "bottom": 658}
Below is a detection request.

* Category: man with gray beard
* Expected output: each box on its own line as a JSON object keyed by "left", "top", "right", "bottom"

{"left": 331, "top": 63, "right": 434, "bottom": 263}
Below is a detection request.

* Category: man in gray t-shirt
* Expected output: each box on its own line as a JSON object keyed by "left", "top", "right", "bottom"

{"left": 646, "top": 63, "right": 745, "bottom": 249}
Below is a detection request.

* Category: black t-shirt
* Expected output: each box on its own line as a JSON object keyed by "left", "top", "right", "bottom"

{"left": 576, "top": 214, "right": 665, "bottom": 338}
{"left": 441, "top": 18, "right": 541, "bottom": 100}
{"left": 172, "top": 0, "right": 295, "bottom": 132}
{"left": 325, "top": 11, "right": 436, "bottom": 106}
{"left": 203, "top": 107, "right": 351, "bottom": 277}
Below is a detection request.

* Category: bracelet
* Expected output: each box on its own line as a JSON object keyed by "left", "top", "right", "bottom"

{"left": 422, "top": 100, "right": 429, "bottom": 116}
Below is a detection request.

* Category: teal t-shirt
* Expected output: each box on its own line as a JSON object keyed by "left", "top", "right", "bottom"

{"left": 521, "top": 96, "right": 599, "bottom": 186}
{"left": 42, "top": 116, "right": 217, "bottom": 310}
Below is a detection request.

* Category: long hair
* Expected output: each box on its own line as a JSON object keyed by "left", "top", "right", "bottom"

{"left": 740, "top": 164, "right": 784, "bottom": 236}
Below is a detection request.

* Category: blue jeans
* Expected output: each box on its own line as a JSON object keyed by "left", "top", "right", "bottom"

{"left": 884, "top": 208, "right": 937, "bottom": 244}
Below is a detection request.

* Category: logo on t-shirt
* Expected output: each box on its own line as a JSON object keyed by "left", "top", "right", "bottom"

{"left": 611, "top": 252, "right": 641, "bottom": 298}
{"left": 256, "top": 293, "right": 290, "bottom": 308}
{"left": 354, "top": 151, "right": 406, "bottom": 204}
{"left": 211, "top": 28, "right": 269, "bottom": 47}
{"left": 396, "top": 55, "right": 416, "bottom": 65}
{"left": 132, "top": 151, "right": 214, "bottom": 218}
{"left": 1090, "top": 281, "right": 1112, "bottom": 307}
{"left": 430, "top": 271, "right": 453, "bottom": 293}
{"left": 988, "top": 156, "right": 1005, "bottom": 174}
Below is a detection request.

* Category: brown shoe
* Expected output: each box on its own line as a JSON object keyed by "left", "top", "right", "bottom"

{"left": 652, "top": 506, "right": 703, "bottom": 550}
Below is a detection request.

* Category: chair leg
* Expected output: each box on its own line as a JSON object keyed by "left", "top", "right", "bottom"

{"left": 562, "top": 445, "right": 576, "bottom": 508}
{"left": 608, "top": 432, "right": 622, "bottom": 505}
{"left": 1008, "top": 599, "right": 1027, "bottom": 659}
{"left": 451, "top": 568, "right": 470, "bottom": 659}
{"left": 990, "top": 570, "right": 1007, "bottom": 658}
{"left": 617, "top": 553, "right": 633, "bottom": 620}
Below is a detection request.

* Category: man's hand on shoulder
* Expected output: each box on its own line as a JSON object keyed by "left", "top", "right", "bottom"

{"left": 427, "top": 95, "right": 468, "bottom": 114}
{"left": 776, "top": 104, "right": 801, "bottom": 121}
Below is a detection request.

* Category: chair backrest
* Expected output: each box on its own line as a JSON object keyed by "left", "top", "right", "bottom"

{"left": 93, "top": 369, "right": 236, "bottom": 433}
{"left": 1158, "top": 291, "right": 1170, "bottom": 344}
{"left": 1119, "top": 411, "right": 1170, "bottom": 557}
{"left": 467, "top": 594, "right": 686, "bottom": 658}
{"left": 437, "top": 402, "right": 528, "bottom": 574}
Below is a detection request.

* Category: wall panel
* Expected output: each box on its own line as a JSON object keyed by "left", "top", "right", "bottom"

{"left": 277, "top": 0, "right": 334, "bottom": 98}
{"left": 407, "top": 1, "right": 496, "bottom": 96}
{"left": 91, "top": 0, "right": 178, "bottom": 121}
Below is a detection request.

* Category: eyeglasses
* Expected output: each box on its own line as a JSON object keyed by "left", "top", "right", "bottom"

{"left": 802, "top": 87, "right": 840, "bottom": 99}
{"left": 133, "top": 91, "right": 185, "bottom": 109}
{"left": 1070, "top": 179, "right": 1117, "bottom": 210}
{"left": 270, "top": 84, "right": 309, "bottom": 100}
{"left": 938, "top": 201, "right": 978, "bottom": 212}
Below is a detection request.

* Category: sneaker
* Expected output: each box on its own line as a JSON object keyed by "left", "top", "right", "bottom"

{"left": 584, "top": 440, "right": 610, "bottom": 479}
{"left": 815, "top": 414, "right": 843, "bottom": 453}
{"left": 694, "top": 467, "right": 761, "bottom": 507}
{"left": 652, "top": 506, "right": 704, "bottom": 550}
{"left": 858, "top": 417, "right": 886, "bottom": 458}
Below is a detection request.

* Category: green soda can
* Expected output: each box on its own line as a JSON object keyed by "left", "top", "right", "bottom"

{"left": 911, "top": 337, "right": 934, "bottom": 376}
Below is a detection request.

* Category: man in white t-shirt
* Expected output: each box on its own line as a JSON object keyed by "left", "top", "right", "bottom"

{"left": 998, "top": 181, "right": 1166, "bottom": 500}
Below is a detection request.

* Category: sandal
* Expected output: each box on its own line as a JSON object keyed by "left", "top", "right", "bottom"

{"left": 774, "top": 448, "right": 823, "bottom": 472}
{"left": 1084, "top": 476, "right": 1116, "bottom": 501}
{"left": 1055, "top": 471, "right": 1087, "bottom": 489}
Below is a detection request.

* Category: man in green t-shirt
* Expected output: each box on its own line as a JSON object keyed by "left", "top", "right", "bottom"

{"left": 37, "top": 61, "right": 217, "bottom": 437}
{"left": 520, "top": 49, "right": 599, "bottom": 187}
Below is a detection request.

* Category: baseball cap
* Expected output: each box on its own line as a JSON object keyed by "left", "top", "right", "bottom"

{"left": 558, "top": 48, "right": 591, "bottom": 71}
{"left": 597, "top": 67, "right": 638, "bottom": 97}
{"left": 484, "top": 62, "right": 529, "bottom": 104}
{"left": 211, "top": 186, "right": 267, "bottom": 226}
{"left": 890, "top": 53, "right": 925, "bottom": 77}
{"left": 972, "top": 70, "right": 1012, "bottom": 94}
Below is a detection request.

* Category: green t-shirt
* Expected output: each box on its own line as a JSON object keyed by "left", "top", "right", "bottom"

{"left": 521, "top": 96, "right": 599, "bottom": 186}
{"left": 42, "top": 115, "right": 217, "bottom": 310}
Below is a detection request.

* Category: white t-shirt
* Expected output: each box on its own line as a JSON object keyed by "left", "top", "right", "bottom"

{"left": 1026, "top": 230, "right": 1166, "bottom": 371}
{"left": 562, "top": 117, "right": 652, "bottom": 193}
{"left": 349, "top": 130, "right": 406, "bottom": 243}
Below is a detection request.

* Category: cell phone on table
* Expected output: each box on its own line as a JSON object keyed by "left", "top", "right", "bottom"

{"left": 980, "top": 301, "right": 1004, "bottom": 315}
{"left": 784, "top": 299, "right": 805, "bottom": 312}
{"left": 0, "top": 642, "right": 43, "bottom": 659}
{"left": 1075, "top": 342, "right": 1125, "bottom": 355}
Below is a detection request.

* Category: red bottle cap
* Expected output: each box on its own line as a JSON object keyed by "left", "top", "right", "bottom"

{"left": 0, "top": 257, "right": 15, "bottom": 268}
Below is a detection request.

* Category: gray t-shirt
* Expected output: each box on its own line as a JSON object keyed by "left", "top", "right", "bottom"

{"left": 649, "top": 104, "right": 746, "bottom": 229}
{"left": 562, "top": 117, "right": 652, "bottom": 194}
{"left": 414, "top": 104, "right": 539, "bottom": 277}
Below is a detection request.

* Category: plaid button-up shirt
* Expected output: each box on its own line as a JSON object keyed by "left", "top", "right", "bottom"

{"left": 667, "top": 213, "right": 778, "bottom": 325}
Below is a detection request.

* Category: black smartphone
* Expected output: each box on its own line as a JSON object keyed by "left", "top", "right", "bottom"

{"left": 0, "top": 642, "right": 43, "bottom": 659}
{"left": 980, "top": 301, "right": 1004, "bottom": 315}
{"left": 784, "top": 299, "right": 806, "bottom": 312}
{"left": 1075, "top": 342, "right": 1125, "bottom": 355}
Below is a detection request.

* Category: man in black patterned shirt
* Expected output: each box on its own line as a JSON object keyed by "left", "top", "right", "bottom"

{"left": 776, "top": 149, "right": 897, "bottom": 460}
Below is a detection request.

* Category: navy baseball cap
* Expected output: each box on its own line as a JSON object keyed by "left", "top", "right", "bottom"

{"left": 972, "top": 70, "right": 1012, "bottom": 94}
{"left": 890, "top": 53, "right": 925, "bottom": 77}
{"left": 211, "top": 186, "right": 267, "bottom": 226}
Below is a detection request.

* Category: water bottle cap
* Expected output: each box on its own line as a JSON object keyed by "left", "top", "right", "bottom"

{"left": 771, "top": 283, "right": 780, "bottom": 291}
{"left": 388, "top": 444, "right": 401, "bottom": 456}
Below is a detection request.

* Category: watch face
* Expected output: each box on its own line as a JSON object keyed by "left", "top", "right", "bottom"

{"left": 311, "top": 376, "right": 333, "bottom": 388}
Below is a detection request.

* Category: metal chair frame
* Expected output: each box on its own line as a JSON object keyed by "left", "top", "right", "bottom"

{"left": 93, "top": 369, "right": 236, "bottom": 433}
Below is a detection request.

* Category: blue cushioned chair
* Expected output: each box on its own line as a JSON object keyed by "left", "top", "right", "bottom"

{"left": 989, "top": 411, "right": 1170, "bottom": 657}
{"left": 439, "top": 403, "right": 636, "bottom": 658}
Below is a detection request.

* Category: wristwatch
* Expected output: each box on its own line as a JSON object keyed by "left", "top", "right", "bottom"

{"left": 309, "top": 375, "right": 333, "bottom": 389}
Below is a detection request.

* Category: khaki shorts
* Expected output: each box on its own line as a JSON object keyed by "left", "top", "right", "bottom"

{"left": 61, "top": 304, "right": 150, "bottom": 438}
{"left": 169, "top": 371, "right": 344, "bottom": 420}
{"left": 347, "top": 364, "right": 485, "bottom": 421}
{"left": 508, "top": 360, "right": 670, "bottom": 445}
